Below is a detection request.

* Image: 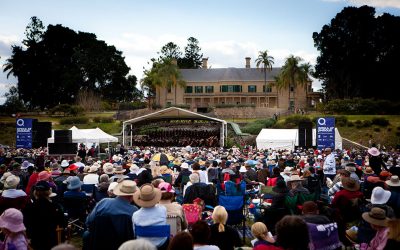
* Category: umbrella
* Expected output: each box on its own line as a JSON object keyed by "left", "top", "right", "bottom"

{"left": 152, "top": 153, "right": 174, "bottom": 163}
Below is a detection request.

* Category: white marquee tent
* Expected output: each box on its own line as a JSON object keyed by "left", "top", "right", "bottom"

{"left": 256, "top": 128, "right": 342, "bottom": 150}
{"left": 47, "top": 126, "right": 118, "bottom": 144}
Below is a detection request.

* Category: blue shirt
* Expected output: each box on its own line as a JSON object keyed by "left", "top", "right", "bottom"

{"left": 132, "top": 205, "right": 167, "bottom": 247}
{"left": 64, "top": 190, "right": 87, "bottom": 199}
{"left": 86, "top": 197, "right": 138, "bottom": 226}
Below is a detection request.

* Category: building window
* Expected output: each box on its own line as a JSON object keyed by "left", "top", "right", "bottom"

{"left": 205, "top": 86, "right": 214, "bottom": 93}
{"left": 263, "top": 85, "right": 272, "bottom": 93}
{"left": 220, "top": 85, "right": 242, "bottom": 92}
{"left": 195, "top": 86, "right": 203, "bottom": 93}
{"left": 185, "top": 86, "right": 193, "bottom": 93}
{"left": 248, "top": 85, "right": 257, "bottom": 92}
{"left": 290, "top": 85, "right": 294, "bottom": 92}
{"left": 167, "top": 86, "right": 172, "bottom": 93}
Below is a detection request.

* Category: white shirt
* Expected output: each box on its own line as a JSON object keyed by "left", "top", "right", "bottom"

{"left": 323, "top": 153, "right": 336, "bottom": 175}
{"left": 83, "top": 173, "right": 99, "bottom": 185}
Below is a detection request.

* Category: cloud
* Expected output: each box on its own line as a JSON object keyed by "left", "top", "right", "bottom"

{"left": 0, "top": 35, "right": 19, "bottom": 57}
{"left": 323, "top": 0, "right": 400, "bottom": 9}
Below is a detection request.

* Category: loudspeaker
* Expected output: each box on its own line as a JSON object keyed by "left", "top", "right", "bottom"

{"left": 298, "top": 121, "right": 313, "bottom": 148}
{"left": 54, "top": 130, "right": 72, "bottom": 143}
{"left": 32, "top": 121, "right": 52, "bottom": 148}
{"left": 48, "top": 143, "right": 76, "bottom": 155}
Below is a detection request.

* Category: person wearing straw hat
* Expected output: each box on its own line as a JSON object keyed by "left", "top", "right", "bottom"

{"left": 110, "top": 165, "right": 128, "bottom": 182}
{"left": 288, "top": 175, "right": 309, "bottom": 197}
{"left": 83, "top": 164, "right": 100, "bottom": 185}
{"left": 132, "top": 184, "right": 168, "bottom": 249}
{"left": 362, "top": 207, "right": 389, "bottom": 250}
{"left": 85, "top": 180, "right": 138, "bottom": 250}
{"left": 386, "top": 175, "right": 400, "bottom": 218}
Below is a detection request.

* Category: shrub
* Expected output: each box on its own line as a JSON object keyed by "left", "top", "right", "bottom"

{"left": 354, "top": 120, "right": 362, "bottom": 125}
{"left": 166, "top": 103, "right": 191, "bottom": 109}
{"left": 151, "top": 104, "right": 162, "bottom": 110}
{"left": 59, "top": 117, "right": 89, "bottom": 125}
{"left": 50, "top": 104, "right": 84, "bottom": 116}
{"left": 283, "top": 115, "right": 312, "bottom": 126}
{"left": 241, "top": 118, "right": 276, "bottom": 134}
{"left": 119, "top": 102, "right": 147, "bottom": 110}
{"left": 371, "top": 117, "right": 390, "bottom": 127}
{"left": 335, "top": 115, "right": 348, "bottom": 126}
{"left": 93, "top": 117, "right": 114, "bottom": 123}
{"left": 320, "top": 98, "right": 400, "bottom": 115}
{"left": 347, "top": 121, "right": 354, "bottom": 127}
{"left": 373, "top": 127, "right": 381, "bottom": 132}
{"left": 362, "top": 120, "right": 372, "bottom": 127}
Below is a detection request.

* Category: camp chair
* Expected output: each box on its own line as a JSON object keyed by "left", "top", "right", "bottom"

{"left": 182, "top": 204, "right": 202, "bottom": 226}
{"left": 134, "top": 224, "right": 170, "bottom": 239}
{"left": 284, "top": 194, "right": 299, "bottom": 214}
{"left": 166, "top": 214, "right": 180, "bottom": 237}
{"left": 307, "top": 222, "right": 341, "bottom": 250}
{"left": 63, "top": 195, "right": 89, "bottom": 235}
{"left": 218, "top": 194, "right": 246, "bottom": 243}
{"left": 162, "top": 174, "right": 173, "bottom": 184}
{"left": 81, "top": 184, "right": 95, "bottom": 195}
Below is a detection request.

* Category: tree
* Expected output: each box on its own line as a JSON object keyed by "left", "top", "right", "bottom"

{"left": 3, "top": 17, "right": 140, "bottom": 108}
{"left": 255, "top": 50, "right": 274, "bottom": 107}
{"left": 313, "top": 5, "right": 400, "bottom": 101}
{"left": 160, "top": 42, "right": 182, "bottom": 60}
{"left": 275, "top": 55, "right": 309, "bottom": 110}
{"left": 1, "top": 86, "right": 26, "bottom": 113}
{"left": 179, "top": 37, "right": 203, "bottom": 69}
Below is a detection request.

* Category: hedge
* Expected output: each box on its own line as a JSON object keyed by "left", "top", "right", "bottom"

{"left": 59, "top": 117, "right": 89, "bottom": 125}
{"left": 318, "top": 98, "right": 400, "bottom": 115}
{"left": 93, "top": 117, "right": 114, "bottom": 123}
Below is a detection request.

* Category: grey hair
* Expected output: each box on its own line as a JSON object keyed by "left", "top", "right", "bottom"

{"left": 118, "top": 239, "right": 156, "bottom": 250}
{"left": 189, "top": 173, "right": 200, "bottom": 183}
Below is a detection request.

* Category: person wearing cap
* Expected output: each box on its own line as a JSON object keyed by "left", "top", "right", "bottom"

{"left": 386, "top": 175, "right": 400, "bottom": 218}
{"left": 362, "top": 207, "right": 389, "bottom": 250}
{"left": 23, "top": 180, "right": 64, "bottom": 250}
{"left": 0, "top": 175, "right": 29, "bottom": 214}
{"left": 0, "top": 208, "right": 28, "bottom": 250}
{"left": 132, "top": 184, "right": 168, "bottom": 249}
{"left": 83, "top": 164, "right": 100, "bottom": 185}
{"left": 157, "top": 182, "right": 187, "bottom": 232}
{"left": 85, "top": 180, "right": 138, "bottom": 250}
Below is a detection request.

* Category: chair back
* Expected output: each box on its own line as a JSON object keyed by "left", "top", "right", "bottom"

{"left": 307, "top": 222, "right": 341, "bottom": 250}
{"left": 135, "top": 224, "right": 170, "bottom": 238}
{"left": 166, "top": 215, "right": 179, "bottom": 237}
{"left": 63, "top": 196, "right": 88, "bottom": 219}
{"left": 218, "top": 195, "right": 244, "bottom": 225}
{"left": 81, "top": 184, "right": 95, "bottom": 194}
{"left": 182, "top": 204, "right": 202, "bottom": 225}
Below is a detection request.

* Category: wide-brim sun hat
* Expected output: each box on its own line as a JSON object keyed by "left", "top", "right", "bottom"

{"left": 4, "top": 175, "right": 20, "bottom": 189}
{"left": 103, "top": 163, "right": 114, "bottom": 174}
{"left": 386, "top": 175, "right": 400, "bottom": 187}
{"left": 113, "top": 180, "right": 137, "bottom": 196}
{"left": 368, "top": 147, "right": 380, "bottom": 157}
{"left": 363, "top": 167, "right": 374, "bottom": 174}
{"left": 129, "top": 164, "right": 139, "bottom": 172}
{"left": 362, "top": 207, "right": 388, "bottom": 227}
{"left": 67, "top": 176, "right": 83, "bottom": 190}
{"left": 239, "top": 166, "right": 247, "bottom": 173}
{"left": 181, "top": 162, "right": 189, "bottom": 169}
{"left": 371, "top": 186, "right": 391, "bottom": 204}
{"left": 114, "top": 165, "right": 125, "bottom": 174}
{"left": 287, "top": 175, "right": 302, "bottom": 183}
{"left": 37, "top": 171, "right": 51, "bottom": 181}
{"left": 342, "top": 177, "right": 360, "bottom": 191}
{"left": 88, "top": 165, "right": 99, "bottom": 173}
{"left": 133, "top": 184, "right": 162, "bottom": 208}
{"left": 61, "top": 160, "right": 69, "bottom": 168}
{"left": 0, "top": 208, "right": 26, "bottom": 233}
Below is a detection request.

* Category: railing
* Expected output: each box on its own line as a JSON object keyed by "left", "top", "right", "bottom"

{"left": 184, "top": 92, "right": 278, "bottom": 96}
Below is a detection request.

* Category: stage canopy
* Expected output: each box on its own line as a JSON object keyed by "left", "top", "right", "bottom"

{"left": 122, "top": 107, "right": 228, "bottom": 147}
{"left": 47, "top": 126, "right": 118, "bottom": 144}
{"left": 256, "top": 128, "right": 342, "bottom": 150}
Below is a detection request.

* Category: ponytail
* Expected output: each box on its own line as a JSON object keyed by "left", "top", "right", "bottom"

{"left": 218, "top": 223, "right": 225, "bottom": 232}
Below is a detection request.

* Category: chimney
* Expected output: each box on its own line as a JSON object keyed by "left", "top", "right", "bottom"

{"left": 202, "top": 57, "right": 208, "bottom": 69}
{"left": 245, "top": 57, "right": 251, "bottom": 68}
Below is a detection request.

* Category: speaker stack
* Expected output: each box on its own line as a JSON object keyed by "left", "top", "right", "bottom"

{"left": 298, "top": 121, "right": 313, "bottom": 148}
{"left": 48, "top": 130, "right": 76, "bottom": 154}
{"left": 32, "top": 119, "right": 52, "bottom": 148}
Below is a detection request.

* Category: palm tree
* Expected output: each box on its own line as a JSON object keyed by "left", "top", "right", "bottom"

{"left": 275, "top": 55, "right": 309, "bottom": 111}
{"left": 300, "top": 62, "right": 313, "bottom": 108}
{"left": 255, "top": 50, "right": 274, "bottom": 107}
{"left": 157, "top": 58, "right": 186, "bottom": 106}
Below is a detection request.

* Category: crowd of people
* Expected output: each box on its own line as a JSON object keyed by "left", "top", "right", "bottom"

{"left": 0, "top": 144, "right": 399, "bottom": 250}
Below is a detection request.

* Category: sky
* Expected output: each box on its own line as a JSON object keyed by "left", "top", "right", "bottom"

{"left": 1, "top": 0, "right": 400, "bottom": 104}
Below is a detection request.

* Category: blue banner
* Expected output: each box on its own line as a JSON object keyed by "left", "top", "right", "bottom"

{"left": 16, "top": 118, "right": 33, "bottom": 149}
{"left": 316, "top": 117, "right": 335, "bottom": 150}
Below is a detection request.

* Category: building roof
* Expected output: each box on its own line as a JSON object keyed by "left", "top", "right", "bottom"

{"left": 180, "top": 67, "right": 281, "bottom": 82}
{"left": 123, "top": 107, "right": 227, "bottom": 125}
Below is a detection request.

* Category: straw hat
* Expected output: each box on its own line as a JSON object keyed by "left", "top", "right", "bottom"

{"left": 113, "top": 180, "right": 137, "bottom": 196}
{"left": 342, "top": 177, "right": 360, "bottom": 192}
{"left": 362, "top": 207, "right": 388, "bottom": 227}
{"left": 386, "top": 175, "right": 400, "bottom": 187}
{"left": 287, "top": 175, "right": 302, "bottom": 183}
{"left": 129, "top": 164, "right": 139, "bottom": 172}
{"left": 88, "top": 165, "right": 99, "bottom": 173}
{"left": 133, "top": 184, "right": 161, "bottom": 208}
{"left": 103, "top": 163, "right": 114, "bottom": 174}
{"left": 363, "top": 167, "right": 374, "bottom": 175}
{"left": 114, "top": 165, "right": 125, "bottom": 174}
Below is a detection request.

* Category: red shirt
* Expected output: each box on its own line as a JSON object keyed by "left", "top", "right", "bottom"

{"left": 331, "top": 189, "right": 363, "bottom": 207}
{"left": 25, "top": 172, "right": 39, "bottom": 195}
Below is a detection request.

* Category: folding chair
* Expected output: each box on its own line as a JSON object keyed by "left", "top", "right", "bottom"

{"left": 218, "top": 194, "right": 246, "bottom": 243}
{"left": 81, "top": 184, "right": 95, "bottom": 194}
{"left": 134, "top": 224, "right": 171, "bottom": 239}
{"left": 63, "top": 196, "right": 89, "bottom": 236}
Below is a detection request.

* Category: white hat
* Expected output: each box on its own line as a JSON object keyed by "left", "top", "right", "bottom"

{"left": 239, "top": 166, "right": 247, "bottom": 173}
{"left": 61, "top": 160, "right": 69, "bottom": 168}
{"left": 283, "top": 167, "right": 292, "bottom": 174}
{"left": 181, "top": 163, "right": 189, "bottom": 169}
{"left": 371, "top": 186, "right": 391, "bottom": 205}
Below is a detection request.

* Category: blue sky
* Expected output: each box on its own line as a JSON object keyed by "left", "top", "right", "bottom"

{"left": 1, "top": 0, "right": 400, "bottom": 104}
